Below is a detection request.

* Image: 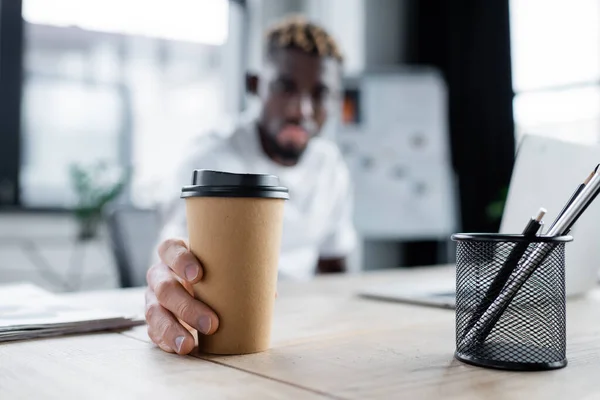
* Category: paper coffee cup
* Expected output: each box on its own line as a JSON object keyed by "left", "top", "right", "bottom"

{"left": 180, "top": 169, "right": 288, "bottom": 355}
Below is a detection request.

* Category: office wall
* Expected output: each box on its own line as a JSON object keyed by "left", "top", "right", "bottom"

{"left": 303, "top": 0, "right": 365, "bottom": 75}
{"left": 304, "top": 0, "right": 410, "bottom": 75}
{"left": 246, "top": 0, "right": 411, "bottom": 74}
{"left": 246, "top": 0, "right": 303, "bottom": 72}
{"left": 364, "top": 0, "right": 407, "bottom": 68}
{"left": 221, "top": 1, "right": 245, "bottom": 115}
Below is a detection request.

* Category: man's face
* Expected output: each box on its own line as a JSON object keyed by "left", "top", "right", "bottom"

{"left": 257, "top": 49, "right": 341, "bottom": 166}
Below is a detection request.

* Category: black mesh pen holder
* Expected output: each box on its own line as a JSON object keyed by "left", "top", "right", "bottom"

{"left": 451, "top": 233, "right": 573, "bottom": 371}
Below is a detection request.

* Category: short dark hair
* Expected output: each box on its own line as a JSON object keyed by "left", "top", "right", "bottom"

{"left": 266, "top": 15, "right": 343, "bottom": 63}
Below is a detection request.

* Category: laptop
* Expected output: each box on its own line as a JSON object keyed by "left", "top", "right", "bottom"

{"left": 359, "top": 134, "right": 600, "bottom": 308}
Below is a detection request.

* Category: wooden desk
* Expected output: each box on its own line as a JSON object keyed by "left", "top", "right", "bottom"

{"left": 2, "top": 266, "right": 600, "bottom": 399}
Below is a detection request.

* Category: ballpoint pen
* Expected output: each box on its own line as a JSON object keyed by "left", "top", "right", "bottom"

{"left": 547, "top": 166, "right": 597, "bottom": 232}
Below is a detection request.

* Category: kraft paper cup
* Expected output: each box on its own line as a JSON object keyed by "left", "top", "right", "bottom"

{"left": 180, "top": 169, "right": 288, "bottom": 355}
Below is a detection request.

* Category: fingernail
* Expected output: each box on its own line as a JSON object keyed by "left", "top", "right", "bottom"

{"left": 198, "top": 316, "right": 212, "bottom": 335}
{"left": 175, "top": 336, "right": 185, "bottom": 353}
{"left": 185, "top": 264, "right": 198, "bottom": 281}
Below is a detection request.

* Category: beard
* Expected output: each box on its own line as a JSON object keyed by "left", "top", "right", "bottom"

{"left": 258, "top": 120, "right": 317, "bottom": 166}
{"left": 260, "top": 131, "right": 307, "bottom": 165}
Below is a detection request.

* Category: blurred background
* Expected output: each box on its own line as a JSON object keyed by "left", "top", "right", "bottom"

{"left": 0, "top": 0, "right": 598, "bottom": 292}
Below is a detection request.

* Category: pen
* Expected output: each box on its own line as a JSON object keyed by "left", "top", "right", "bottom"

{"left": 460, "top": 165, "right": 600, "bottom": 348}
{"left": 461, "top": 208, "right": 546, "bottom": 337}
{"left": 547, "top": 166, "right": 597, "bottom": 232}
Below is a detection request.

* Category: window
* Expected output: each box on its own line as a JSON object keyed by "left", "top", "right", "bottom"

{"left": 510, "top": 0, "right": 600, "bottom": 145}
{"left": 23, "top": 0, "right": 228, "bottom": 45}
{"left": 20, "top": 0, "right": 233, "bottom": 208}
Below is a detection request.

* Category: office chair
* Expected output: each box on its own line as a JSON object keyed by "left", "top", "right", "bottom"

{"left": 106, "top": 206, "right": 160, "bottom": 288}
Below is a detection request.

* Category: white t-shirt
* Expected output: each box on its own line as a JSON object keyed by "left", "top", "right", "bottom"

{"left": 156, "top": 119, "right": 357, "bottom": 280}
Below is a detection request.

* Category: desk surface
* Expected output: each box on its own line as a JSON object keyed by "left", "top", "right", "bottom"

{"left": 2, "top": 266, "right": 600, "bottom": 399}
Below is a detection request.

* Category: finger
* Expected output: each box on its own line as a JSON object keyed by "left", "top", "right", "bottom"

{"left": 145, "top": 288, "right": 196, "bottom": 355}
{"left": 158, "top": 238, "right": 203, "bottom": 283}
{"left": 146, "top": 262, "right": 192, "bottom": 294}
{"left": 148, "top": 263, "right": 219, "bottom": 336}
{"left": 157, "top": 341, "right": 175, "bottom": 353}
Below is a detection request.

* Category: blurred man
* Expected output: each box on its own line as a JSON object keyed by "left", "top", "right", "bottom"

{"left": 145, "top": 16, "right": 356, "bottom": 355}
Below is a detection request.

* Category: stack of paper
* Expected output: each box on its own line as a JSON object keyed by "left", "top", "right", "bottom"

{"left": 0, "top": 283, "right": 144, "bottom": 343}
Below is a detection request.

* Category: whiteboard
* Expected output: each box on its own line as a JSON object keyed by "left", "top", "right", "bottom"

{"left": 338, "top": 69, "right": 458, "bottom": 239}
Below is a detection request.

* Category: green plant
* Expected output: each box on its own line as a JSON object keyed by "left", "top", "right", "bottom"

{"left": 69, "top": 161, "right": 130, "bottom": 240}
{"left": 486, "top": 186, "right": 509, "bottom": 223}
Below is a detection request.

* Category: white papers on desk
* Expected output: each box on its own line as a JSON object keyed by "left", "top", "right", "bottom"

{"left": 0, "top": 283, "right": 144, "bottom": 343}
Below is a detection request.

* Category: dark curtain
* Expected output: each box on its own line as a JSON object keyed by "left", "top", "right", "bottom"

{"left": 405, "top": 0, "right": 516, "bottom": 233}
{"left": 0, "top": 0, "right": 24, "bottom": 207}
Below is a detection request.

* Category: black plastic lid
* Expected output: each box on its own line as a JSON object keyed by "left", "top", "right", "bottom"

{"left": 180, "top": 169, "right": 289, "bottom": 200}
